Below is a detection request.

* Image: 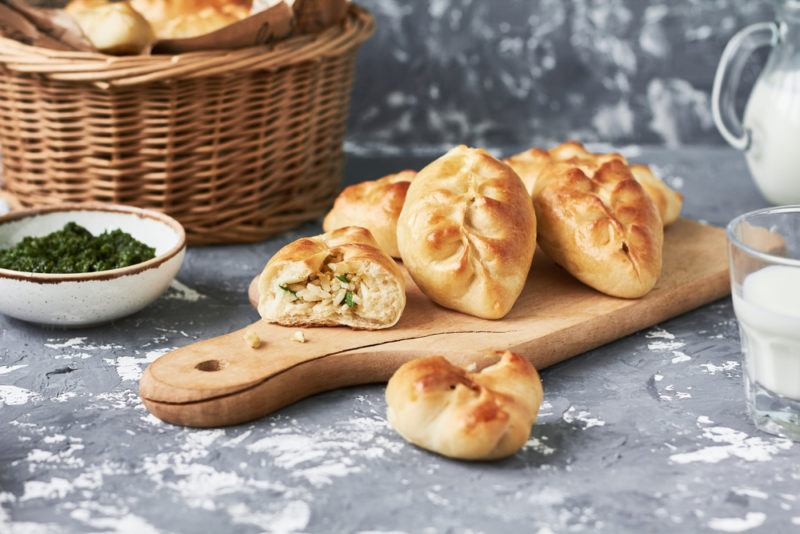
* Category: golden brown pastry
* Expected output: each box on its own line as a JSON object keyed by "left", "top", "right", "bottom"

{"left": 505, "top": 141, "right": 682, "bottom": 226}
{"left": 66, "top": 0, "right": 154, "bottom": 55}
{"left": 629, "top": 164, "right": 683, "bottom": 226}
{"left": 322, "top": 170, "right": 415, "bottom": 258}
{"left": 130, "top": 0, "right": 250, "bottom": 39}
{"left": 258, "top": 226, "right": 406, "bottom": 329}
{"left": 396, "top": 146, "right": 536, "bottom": 319}
{"left": 535, "top": 159, "right": 664, "bottom": 298}
{"left": 386, "top": 351, "right": 544, "bottom": 461}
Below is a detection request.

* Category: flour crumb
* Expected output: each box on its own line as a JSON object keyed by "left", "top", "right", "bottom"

{"left": 292, "top": 331, "right": 306, "bottom": 343}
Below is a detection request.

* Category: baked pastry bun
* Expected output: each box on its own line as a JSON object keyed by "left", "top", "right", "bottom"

{"left": 535, "top": 159, "right": 664, "bottom": 298}
{"left": 397, "top": 146, "right": 536, "bottom": 319}
{"left": 504, "top": 141, "right": 622, "bottom": 197}
{"left": 505, "top": 141, "right": 682, "bottom": 225}
{"left": 629, "top": 164, "right": 683, "bottom": 226}
{"left": 130, "top": 0, "right": 249, "bottom": 39}
{"left": 67, "top": 0, "right": 154, "bottom": 55}
{"left": 386, "top": 351, "right": 544, "bottom": 461}
{"left": 323, "top": 170, "right": 415, "bottom": 258}
{"left": 258, "top": 226, "right": 406, "bottom": 329}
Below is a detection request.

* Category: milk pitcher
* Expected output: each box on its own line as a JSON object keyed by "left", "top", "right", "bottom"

{"left": 713, "top": 2, "right": 800, "bottom": 204}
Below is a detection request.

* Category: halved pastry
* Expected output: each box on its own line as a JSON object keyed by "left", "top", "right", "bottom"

{"left": 504, "top": 141, "right": 683, "bottom": 225}
{"left": 535, "top": 159, "right": 664, "bottom": 298}
{"left": 397, "top": 146, "right": 536, "bottom": 319}
{"left": 258, "top": 226, "right": 406, "bottom": 329}
{"left": 323, "top": 170, "right": 415, "bottom": 258}
{"left": 386, "top": 351, "right": 544, "bottom": 461}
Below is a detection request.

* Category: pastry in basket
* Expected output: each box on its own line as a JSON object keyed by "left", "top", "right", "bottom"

{"left": 130, "top": 0, "right": 251, "bottom": 39}
{"left": 397, "top": 146, "right": 536, "bottom": 320}
{"left": 505, "top": 141, "right": 683, "bottom": 226}
{"left": 323, "top": 170, "right": 415, "bottom": 259}
{"left": 536, "top": 159, "right": 664, "bottom": 298}
{"left": 66, "top": 0, "right": 154, "bottom": 55}
{"left": 386, "top": 351, "right": 544, "bottom": 461}
{"left": 258, "top": 226, "right": 406, "bottom": 329}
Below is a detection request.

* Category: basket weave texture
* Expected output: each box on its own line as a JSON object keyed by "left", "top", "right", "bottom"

{"left": 0, "top": 5, "right": 374, "bottom": 244}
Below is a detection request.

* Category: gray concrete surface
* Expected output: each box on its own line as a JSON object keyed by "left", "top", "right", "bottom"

{"left": 1, "top": 146, "right": 798, "bottom": 534}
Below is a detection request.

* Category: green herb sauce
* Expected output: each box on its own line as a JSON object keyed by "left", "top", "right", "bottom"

{"left": 0, "top": 222, "right": 156, "bottom": 274}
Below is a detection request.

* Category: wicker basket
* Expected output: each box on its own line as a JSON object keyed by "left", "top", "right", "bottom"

{"left": 0, "top": 5, "right": 374, "bottom": 244}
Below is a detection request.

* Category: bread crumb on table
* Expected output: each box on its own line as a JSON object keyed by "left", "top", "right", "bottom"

{"left": 244, "top": 330, "right": 262, "bottom": 349}
{"left": 292, "top": 330, "right": 306, "bottom": 343}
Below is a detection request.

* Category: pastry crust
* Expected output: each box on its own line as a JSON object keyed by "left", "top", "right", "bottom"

{"left": 386, "top": 351, "right": 544, "bottom": 461}
{"left": 629, "top": 164, "right": 683, "bottom": 226}
{"left": 130, "top": 0, "right": 250, "bottom": 39}
{"left": 323, "top": 171, "right": 415, "bottom": 258}
{"left": 67, "top": 0, "right": 154, "bottom": 55}
{"left": 257, "top": 226, "right": 406, "bottom": 329}
{"left": 535, "top": 159, "right": 664, "bottom": 298}
{"left": 396, "top": 146, "right": 536, "bottom": 319}
{"left": 505, "top": 141, "right": 682, "bottom": 225}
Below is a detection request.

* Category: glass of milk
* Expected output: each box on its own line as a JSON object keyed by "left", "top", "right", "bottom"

{"left": 728, "top": 206, "right": 800, "bottom": 440}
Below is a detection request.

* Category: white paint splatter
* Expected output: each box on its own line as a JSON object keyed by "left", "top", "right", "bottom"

{"left": 708, "top": 512, "right": 766, "bottom": 532}
{"left": 106, "top": 348, "right": 173, "bottom": 381}
{"left": 563, "top": 407, "right": 606, "bottom": 429}
{"left": 648, "top": 340, "right": 685, "bottom": 351}
{"left": 524, "top": 437, "right": 556, "bottom": 456}
{"left": 700, "top": 361, "right": 739, "bottom": 375}
{"left": 0, "top": 364, "right": 27, "bottom": 375}
{"left": 0, "top": 385, "right": 41, "bottom": 406}
{"left": 671, "top": 352, "right": 692, "bottom": 364}
{"left": 20, "top": 478, "right": 73, "bottom": 501}
{"left": 228, "top": 500, "right": 311, "bottom": 534}
{"left": 646, "top": 327, "right": 675, "bottom": 340}
{"left": 70, "top": 509, "right": 160, "bottom": 534}
{"left": 732, "top": 488, "right": 768, "bottom": 500}
{"left": 44, "top": 337, "right": 87, "bottom": 349}
{"left": 247, "top": 416, "right": 401, "bottom": 488}
{"left": 51, "top": 391, "right": 78, "bottom": 403}
{"left": 670, "top": 420, "right": 792, "bottom": 465}
{"left": 166, "top": 280, "right": 206, "bottom": 302}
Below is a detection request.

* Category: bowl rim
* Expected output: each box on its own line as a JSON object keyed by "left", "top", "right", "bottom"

{"left": 0, "top": 203, "right": 187, "bottom": 283}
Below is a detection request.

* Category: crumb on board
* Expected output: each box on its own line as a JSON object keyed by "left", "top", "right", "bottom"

{"left": 244, "top": 330, "right": 261, "bottom": 349}
{"left": 292, "top": 330, "right": 306, "bottom": 343}
{"left": 465, "top": 362, "right": 478, "bottom": 372}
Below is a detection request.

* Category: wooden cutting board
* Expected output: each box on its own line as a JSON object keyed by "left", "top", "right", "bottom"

{"left": 140, "top": 218, "right": 730, "bottom": 427}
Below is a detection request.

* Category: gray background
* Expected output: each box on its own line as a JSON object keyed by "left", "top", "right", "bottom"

{"left": 347, "top": 0, "right": 775, "bottom": 152}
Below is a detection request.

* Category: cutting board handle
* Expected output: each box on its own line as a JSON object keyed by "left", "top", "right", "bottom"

{"left": 139, "top": 323, "right": 503, "bottom": 428}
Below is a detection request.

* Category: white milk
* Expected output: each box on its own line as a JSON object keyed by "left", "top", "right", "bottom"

{"left": 733, "top": 265, "right": 800, "bottom": 399}
{"left": 743, "top": 71, "right": 800, "bottom": 204}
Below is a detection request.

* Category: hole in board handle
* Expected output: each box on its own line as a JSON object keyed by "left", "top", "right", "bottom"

{"left": 196, "top": 359, "right": 226, "bottom": 372}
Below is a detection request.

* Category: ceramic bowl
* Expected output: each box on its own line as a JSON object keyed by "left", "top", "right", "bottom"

{"left": 0, "top": 204, "right": 186, "bottom": 326}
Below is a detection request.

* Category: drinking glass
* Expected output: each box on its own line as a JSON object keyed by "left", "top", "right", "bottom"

{"left": 728, "top": 205, "right": 800, "bottom": 440}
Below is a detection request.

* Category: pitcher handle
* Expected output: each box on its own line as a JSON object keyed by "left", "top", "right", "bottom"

{"left": 712, "top": 21, "right": 780, "bottom": 151}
